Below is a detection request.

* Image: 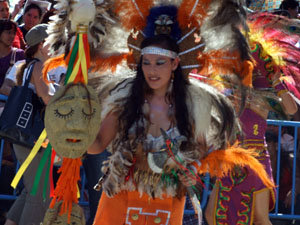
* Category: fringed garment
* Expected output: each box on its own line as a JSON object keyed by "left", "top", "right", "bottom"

{"left": 213, "top": 108, "right": 276, "bottom": 225}
{"left": 93, "top": 76, "right": 274, "bottom": 225}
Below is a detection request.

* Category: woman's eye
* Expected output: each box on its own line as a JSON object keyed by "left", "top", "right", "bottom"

{"left": 156, "top": 60, "right": 166, "bottom": 65}
{"left": 82, "top": 108, "right": 96, "bottom": 120}
{"left": 143, "top": 61, "right": 150, "bottom": 65}
{"left": 54, "top": 108, "right": 74, "bottom": 119}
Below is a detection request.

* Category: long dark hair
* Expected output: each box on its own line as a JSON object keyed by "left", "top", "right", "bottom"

{"left": 118, "top": 35, "right": 192, "bottom": 143}
{"left": 0, "top": 19, "right": 17, "bottom": 36}
{"left": 16, "top": 44, "right": 40, "bottom": 85}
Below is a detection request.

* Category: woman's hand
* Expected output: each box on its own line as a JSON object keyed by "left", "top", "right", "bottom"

{"left": 178, "top": 170, "right": 197, "bottom": 187}
{"left": 10, "top": 0, "right": 24, "bottom": 19}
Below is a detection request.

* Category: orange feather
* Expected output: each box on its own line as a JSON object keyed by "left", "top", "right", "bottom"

{"left": 42, "top": 55, "right": 66, "bottom": 84}
{"left": 177, "top": 0, "right": 211, "bottom": 28}
{"left": 114, "top": 0, "right": 153, "bottom": 31}
{"left": 198, "top": 144, "right": 275, "bottom": 189}
{"left": 90, "top": 53, "right": 130, "bottom": 73}
{"left": 198, "top": 50, "right": 253, "bottom": 87}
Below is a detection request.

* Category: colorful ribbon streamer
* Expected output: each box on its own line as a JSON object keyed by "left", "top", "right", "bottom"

{"left": 11, "top": 129, "right": 47, "bottom": 188}
{"left": 30, "top": 144, "right": 52, "bottom": 197}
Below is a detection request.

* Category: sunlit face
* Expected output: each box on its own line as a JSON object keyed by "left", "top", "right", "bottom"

{"left": 45, "top": 84, "right": 101, "bottom": 159}
{"left": 40, "top": 42, "right": 50, "bottom": 58}
{"left": 23, "top": 8, "right": 40, "bottom": 30}
{"left": 288, "top": 7, "right": 299, "bottom": 18}
{"left": 0, "top": 28, "right": 16, "bottom": 47}
{"left": 0, "top": 2, "right": 9, "bottom": 19}
{"left": 142, "top": 53, "right": 178, "bottom": 92}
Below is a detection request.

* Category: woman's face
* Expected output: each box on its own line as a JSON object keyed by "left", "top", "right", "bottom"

{"left": 0, "top": 2, "right": 9, "bottom": 19}
{"left": 142, "top": 53, "right": 178, "bottom": 92}
{"left": 0, "top": 28, "right": 16, "bottom": 47}
{"left": 39, "top": 41, "right": 50, "bottom": 58}
{"left": 23, "top": 8, "right": 40, "bottom": 30}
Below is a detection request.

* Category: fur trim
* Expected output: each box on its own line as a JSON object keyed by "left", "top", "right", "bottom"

{"left": 188, "top": 78, "right": 240, "bottom": 149}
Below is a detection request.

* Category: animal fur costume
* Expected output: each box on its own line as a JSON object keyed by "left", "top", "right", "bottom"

{"left": 91, "top": 75, "right": 274, "bottom": 225}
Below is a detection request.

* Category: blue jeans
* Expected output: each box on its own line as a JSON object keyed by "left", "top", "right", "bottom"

{"left": 82, "top": 151, "right": 110, "bottom": 225}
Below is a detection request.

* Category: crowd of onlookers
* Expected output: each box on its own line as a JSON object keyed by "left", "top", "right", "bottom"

{"left": 0, "top": 1, "right": 109, "bottom": 224}
{"left": 0, "top": 0, "right": 299, "bottom": 224}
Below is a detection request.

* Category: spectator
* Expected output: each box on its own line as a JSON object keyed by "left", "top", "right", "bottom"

{"left": 0, "top": 19, "right": 24, "bottom": 224}
{"left": 279, "top": 0, "right": 299, "bottom": 19}
{"left": 0, "top": 0, "right": 26, "bottom": 49}
{"left": 0, "top": 19, "right": 24, "bottom": 88}
{"left": 0, "top": 0, "right": 9, "bottom": 19}
{"left": 4, "top": 23, "right": 51, "bottom": 225}
{"left": 19, "top": 3, "right": 42, "bottom": 38}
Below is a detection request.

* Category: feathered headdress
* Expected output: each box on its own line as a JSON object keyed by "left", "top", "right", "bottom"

{"left": 114, "top": 0, "right": 253, "bottom": 81}
{"left": 247, "top": 11, "right": 300, "bottom": 99}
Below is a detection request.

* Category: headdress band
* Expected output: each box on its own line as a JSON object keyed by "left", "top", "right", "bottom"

{"left": 141, "top": 46, "right": 178, "bottom": 59}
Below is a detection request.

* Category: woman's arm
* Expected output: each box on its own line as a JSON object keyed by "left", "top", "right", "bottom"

{"left": 88, "top": 112, "right": 119, "bottom": 154}
{"left": 279, "top": 91, "right": 298, "bottom": 115}
{"left": 31, "top": 61, "right": 51, "bottom": 105}
{"left": 0, "top": 78, "right": 16, "bottom": 96}
{"left": 271, "top": 71, "right": 298, "bottom": 116}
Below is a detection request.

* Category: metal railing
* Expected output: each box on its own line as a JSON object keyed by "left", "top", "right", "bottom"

{"left": 268, "top": 120, "right": 300, "bottom": 220}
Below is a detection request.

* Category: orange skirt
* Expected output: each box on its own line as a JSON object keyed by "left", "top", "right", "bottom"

{"left": 93, "top": 190, "right": 186, "bottom": 225}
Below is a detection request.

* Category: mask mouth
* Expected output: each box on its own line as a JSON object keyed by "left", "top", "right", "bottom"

{"left": 66, "top": 138, "right": 81, "bottom": 143}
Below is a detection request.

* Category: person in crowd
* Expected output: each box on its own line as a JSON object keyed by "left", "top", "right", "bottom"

{"left": 279, "top": 0, "right": 299, "bottom": 19}
{"left": 0, "top": 0, "right": 25, "bottom": 49}
{"left": 86, "top": 33, "right": 274, "bottom": 225}
{"left": 0, "top": 19, "right": 24, "bottom": 88}
{"left": 19, "top": 3, "right": 42, "bottom": 38}
{"left": 205, "top": 41, "right": 298, "bottom": 225}
{"left": 0, "top": 0, "right": 9, "bottom": 19}
{"left": 82, "top": 151, "right": 110, "bottom": 225}
{"left": 4, "top": 23, "right": 51, "bottom": 225}
{"left": 0, "top": 18, "right": 24, "bottom": 223}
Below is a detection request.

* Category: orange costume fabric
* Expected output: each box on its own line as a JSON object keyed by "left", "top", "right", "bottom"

{"left": 94, "top": 191, "right": 185, "bottom": 225}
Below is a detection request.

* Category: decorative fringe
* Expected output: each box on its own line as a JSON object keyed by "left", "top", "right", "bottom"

{"left": 90, "top": 53, "right": 129, "bottom": 73}
{"left": 198, "top": 50, "right": 253, "bottom": 87}
{"left": 114, "top": 0, "right": 153, "bottom": 31}
{"left": 42, "top": 54, "right": 66, "bottom": 84}
{"left": 177, "top": 0, "right": 211, "bottom": 28}
{"left": 198, "top": 144, "right": 275, "bottom": 189}
{"left": 49, "top": 158, "right": 82, "bottom": 224}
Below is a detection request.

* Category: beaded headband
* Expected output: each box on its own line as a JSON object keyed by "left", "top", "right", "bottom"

{"left": 141, "top": 46, "right": 178, "bottom": 59}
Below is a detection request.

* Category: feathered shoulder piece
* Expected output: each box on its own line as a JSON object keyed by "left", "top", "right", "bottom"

{"left": 96, "top": 75, "right": 240, "bottom": 150}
